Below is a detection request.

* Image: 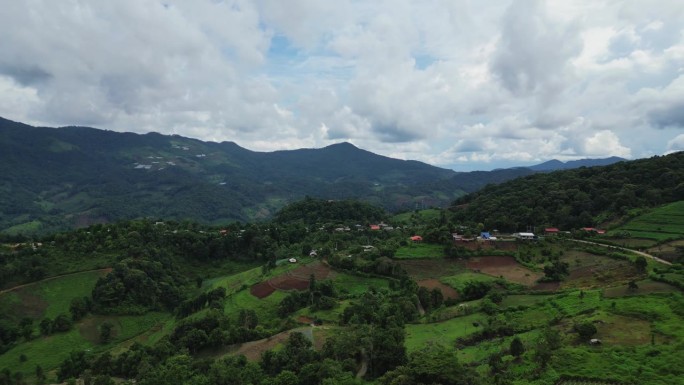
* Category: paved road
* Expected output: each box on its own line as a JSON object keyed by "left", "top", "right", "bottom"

{"left": 569, "top": 239, "right": 672, "bottom": 266}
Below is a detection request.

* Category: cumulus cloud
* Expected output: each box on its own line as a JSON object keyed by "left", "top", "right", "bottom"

{"left": 1, "top": 1, "right": 683, "bottom": 170}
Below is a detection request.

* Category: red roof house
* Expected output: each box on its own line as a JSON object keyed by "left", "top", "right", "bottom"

{"left": 410, "top": 235, "right": 423, "bottom": 242}
{"left": 370, "top": 224, "right": 381, "bottom": 231}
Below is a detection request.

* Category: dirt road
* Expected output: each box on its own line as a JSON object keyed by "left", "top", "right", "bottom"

{"left": 569, "top": 239, "right": 671, "bottom": 266}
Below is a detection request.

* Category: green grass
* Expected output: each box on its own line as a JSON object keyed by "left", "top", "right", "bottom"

{"left": 394, "top": 243, "right": 445, "bottom": 259}
{"left": 392, "top": 209, "right": 441, "bottom": 223}
{"left": 405, "top": 313, "right": 485, "bottom": 352}
{"left": 0, "top": 311, "right": 173, "bottom": 380}
{"left": 609, "top": 201, "right": 684, "bottom": 242}
{"left": 0, "top": 270, "right": 107, "bottom": 321}
{"left": 224, "top": 289, "right": 288, "bottom": 327}
{"left": 332, "top": 273, "right": 390, "bottom": 296}
{"left": 3, "top": 220, "right": 42, "bottom": 235}
{"left": 439, "top": 272, "right": 500, "bottom": 290}
{"left": 501, "top": 294, "right": 555, "bottom": 308}
{"left": 38, "top": 271, "right": 107, "bottom": 319}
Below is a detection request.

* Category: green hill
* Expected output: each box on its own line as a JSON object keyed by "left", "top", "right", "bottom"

{"left": 0, "top": 117, "right": 460, "bottom": 235}
{"left": 451, "top": 152, "right": 684, "bottom": 231}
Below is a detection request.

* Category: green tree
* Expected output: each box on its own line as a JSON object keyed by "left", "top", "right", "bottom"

{"left": 575, "top": 322, "right": 597, "bottom": 341}
{"left": 509, "top": 337, "right": 525, "bottom": 358}
{"left": 100, "top": 321, "right": 114, "bottom": 344}
{"left": 635, "top": 256, "right": 648, "bottom": 273}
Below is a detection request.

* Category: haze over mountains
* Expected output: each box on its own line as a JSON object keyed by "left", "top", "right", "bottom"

{"left": 0, "top": 117, "right": 625, "bottom": 234}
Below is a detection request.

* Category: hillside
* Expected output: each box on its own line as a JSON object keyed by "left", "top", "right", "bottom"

{"left": 451, "top": 152, "right": 684, "bottom": 232}
{"left": 1, "top": 198, "right": 683, "bottom": 384}
{"left": 0, "top": 117, "right": 458, "bottom": 235}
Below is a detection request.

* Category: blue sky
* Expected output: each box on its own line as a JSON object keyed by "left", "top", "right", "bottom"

{"left": 1, "top": 0, "right": 684, "bottom": 171}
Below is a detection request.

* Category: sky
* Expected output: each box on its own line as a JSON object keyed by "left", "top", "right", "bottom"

{"left": 1, "top": 1, "right": 684, "bottom": 171}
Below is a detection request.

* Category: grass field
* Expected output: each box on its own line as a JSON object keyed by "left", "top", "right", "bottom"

{"left": 405, "top": 313, "right": 485, "bottom": 352}
{"left": 439, "top": 271, "right": 501, "bottom": 290}
{"left": 394, "top": 243, "right": 445, "bottom": 259}
{"left": 0, "top": 269, "right": 108, "bottom": 322}
{"left": 332, "top": 273, "right": 390, "bottom": 296}
{"left": 224, "top": 289, "right": 288, "bottom": 327}
{"left": 608, "top": 201, "right": 684, "bottom": 243}
{"left": 0, "top": 311, "right": 171, "bottom": 380}
{"left": 391, "top": 209, "right": 441, "bottom": 223}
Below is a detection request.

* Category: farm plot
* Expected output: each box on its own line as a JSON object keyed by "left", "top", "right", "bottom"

{"left": 397, "top": 258, "right": 466, "bottom": 280}
{"left": 394, "top": 243, "right": 446, "bottom": 259}
{"left": 608, "top": 201, "right": 684, "bottom": 243}
{"left": 250, "top": 261, "right": 332, "bottom": 299}
{"left": 559, "top": 251, "right": 641, "bottom": 290}
{"left": 0, "top": 269, "right": 109, "bottom": 321}
{"left": 417, "top": 279, "right": 459, "bottom": 300}
{"left": 466, "top": 256, "right": 542, "bottom": 286}
{"left": 405, "top": 313, "right": 485, "bottom": 352}
{"left": 603, "top": 279, "right": 679, "bottom": 298}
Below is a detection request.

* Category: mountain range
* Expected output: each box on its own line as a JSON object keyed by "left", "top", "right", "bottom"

{"left": 0, "top": 117, "right": 624, "bottom": 234}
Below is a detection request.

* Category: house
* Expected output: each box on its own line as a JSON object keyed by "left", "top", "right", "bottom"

{"left": 480, "top": 232, "right": 491, "bottom": 240}
{"left": 589, "top": 338, "right": 602, "bottom": 345}
{"left": 309, "top": 250, "right": 318, "bottom": 257}
{"left": 288, "top": 258, "right": 297, "bottom": 263}
{"left": 369, "top": 224, "right": 381, "bottom": 231}
{"left": 452, "top": 233, "right": 463, "bottom": 241}
{"left": 362, "top": 245, "right": 374, "bottom": 252}
{"left": 514, "top": 232, "right": 536, "bottom": 240}
{"left": 410, "top": 235, "right": 423, "bottom": 242}
{"left": 544, "top": 228, "right": 560, "bottom": 235}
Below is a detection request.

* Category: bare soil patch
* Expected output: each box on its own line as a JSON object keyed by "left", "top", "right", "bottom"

{"left": 417, "top": 279, "right": 459, "bottom": 300}
{"left": 250, "top": 281, "right": 276, "bottom": 299}
{"left": 532, "top": 281, "right": 561, "bottom": 291}
{"left": 250, "top": 261, "right": 333, "bottom": 299}
{"left": 466, "top": 256, "right": 542, "bottom": 286}
{"left": 229, "top": 328, "right": 312, "bottom": 361}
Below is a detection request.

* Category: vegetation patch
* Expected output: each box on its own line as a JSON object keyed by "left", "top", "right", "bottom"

{"left": 405, "top": 313, "right": 485, "bottom": 352}
{"left": 397, "top": 258, "right": 465, "bottom": 280}
{"left": 417, "top": 279, "right": 459, "bottom": 300}
{"left": 394, "top": 243, "right": 445, "bottom": 259}
{"left": 603, "top": 280, "right": 679, "bottom": 298}
{"left": 466, "top": 256, "right": 542, "bottom": 286}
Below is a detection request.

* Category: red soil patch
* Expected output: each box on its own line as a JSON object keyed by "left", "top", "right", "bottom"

{"left": 250, "top": 281, "right": 276, "bottom": 299}
{"left": 417, "top": 279, "right": 459, "bottom": 300}
{"left": 270, "top": 277, "right": 310, "bottom": 291}
{"left": 250, "top": 262, "right": 333, "bottom": 299}
{"left": 466, "top": 256, "right": 543, "bottom": 286}
{"left": 297, "top": 315, "right": 314, "bottom": 324}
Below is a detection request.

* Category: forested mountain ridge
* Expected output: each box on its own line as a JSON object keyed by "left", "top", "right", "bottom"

{"left": 0, "top": 117, "right": 458, "bottom": 235}
{"left": 451, "top": 151, "right": 684, "bottom": 231}
{"left": 0, "top": 116, "right": 633, "bottom": 235}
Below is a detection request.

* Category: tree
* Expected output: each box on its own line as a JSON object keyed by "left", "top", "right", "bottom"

{"left": 635, "top": 256, "right": 648, "bottom": 273}
{"left": 100, "top": 321, "right": 114, "bottom": 344}
{"left": 39, "top": 318, "right": 52, "bottom": 335}
{"left": 628, "top": 280, "right": 639, "bottom": 291}
{"left": 510, "top": 337, "right": 525, "bottom": 358}
{"left": 575, "top": 322, "right": 597, "bottom": 341}
{"left": 35, "top": 365, "right": 46, "bottom": 385}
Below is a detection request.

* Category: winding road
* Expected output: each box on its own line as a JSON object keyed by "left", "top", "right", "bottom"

{"left": 568, "top": 239, "right": 671, "bottom": 266}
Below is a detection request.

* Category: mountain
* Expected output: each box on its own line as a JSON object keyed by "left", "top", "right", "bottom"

{"left": 451, "top": 152, "right": 684, "bottom": 231}
{"left": 0, "top": 117, "right": 461, "bottom": 234}
{"left": 529, "top": 157, "right": 625, "bottom": 171}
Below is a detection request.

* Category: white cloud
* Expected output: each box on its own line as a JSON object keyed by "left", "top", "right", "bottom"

{"left": 1, "top": 0, "right": 683, "bottom": 170}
